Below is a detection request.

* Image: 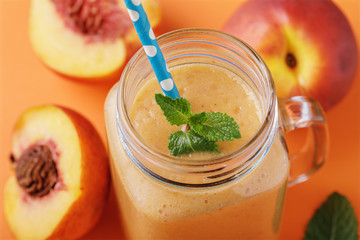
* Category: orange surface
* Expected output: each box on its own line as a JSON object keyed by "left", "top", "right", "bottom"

{"left": 0, "top": 0, "right": 359, "bottom": 239}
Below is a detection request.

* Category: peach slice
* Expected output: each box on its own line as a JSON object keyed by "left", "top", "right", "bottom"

{"left": 29, "top": 0, "right": 162, "bottom": 80}
{"left": 4, "top": 105, "right": 109, "bottom": 240}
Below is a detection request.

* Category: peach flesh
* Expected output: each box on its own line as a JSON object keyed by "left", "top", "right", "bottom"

{"left": 51, "top": 0, "right": 132, "bottom": 42}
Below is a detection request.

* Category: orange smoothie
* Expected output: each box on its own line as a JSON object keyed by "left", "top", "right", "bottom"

{"left": 105, "top": 63, "right": 289, "bottom": 239}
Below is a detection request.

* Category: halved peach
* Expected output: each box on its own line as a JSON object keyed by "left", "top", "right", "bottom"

{"left": 29, "top": 0, "right": 162, "bottom": 80}
{"left": 4, "top": 105, "right": 109, "bottom": 240}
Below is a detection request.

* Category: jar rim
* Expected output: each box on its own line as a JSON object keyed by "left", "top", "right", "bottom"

{"left": 116, "top": 28, "right": 277, "bottom": 187}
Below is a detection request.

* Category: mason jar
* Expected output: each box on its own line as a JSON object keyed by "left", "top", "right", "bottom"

{"left": 104, "top": 28, "right": 328, "bottom": 240}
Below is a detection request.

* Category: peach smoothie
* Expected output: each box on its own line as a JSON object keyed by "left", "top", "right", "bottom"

{"left": 105, "top": 63, "right": 289, "bottom": 239}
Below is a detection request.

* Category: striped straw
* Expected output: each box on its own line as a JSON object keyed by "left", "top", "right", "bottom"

{"left": 124, "top": 0, "right": 180, "bottom": 99}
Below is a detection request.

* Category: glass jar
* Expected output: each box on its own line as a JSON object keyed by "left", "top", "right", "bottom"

{"left": 104, "top": 28, "right": 328, "bottom": 240}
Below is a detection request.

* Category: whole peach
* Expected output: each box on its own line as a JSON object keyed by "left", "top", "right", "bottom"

{"left": 223, "top": 0, "right": 358, "bottom": 110}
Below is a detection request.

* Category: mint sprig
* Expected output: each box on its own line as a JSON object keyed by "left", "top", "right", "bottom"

{"left": 304, "top": 192, "right": 358, "bottom": 240}
{"left": 155, "top": 94, "right": 241, "bottom": 156}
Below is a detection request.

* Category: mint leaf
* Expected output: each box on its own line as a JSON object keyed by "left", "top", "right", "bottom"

{"left": 168, "top": 130, "right": 219, "bottom": 156}
{"left": 155, "top": 94, "right": 191, "bottom": 126}
{"left": 304, "top": 192, "right": 358, "bottom": 240}
{"left": 154, "top": 94, "right": 241, "bottom": 156}
{"left": 188, "top": 112, "right": 241, "bottom": 141}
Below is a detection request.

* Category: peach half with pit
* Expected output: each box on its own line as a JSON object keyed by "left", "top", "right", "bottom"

{"left": 29, "top": 0, "right": 161, "bottom": 80}
{"left": 4, "top": 105, "right": 110, "bottom": 240}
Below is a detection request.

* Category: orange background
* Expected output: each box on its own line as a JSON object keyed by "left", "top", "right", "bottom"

{"left": 0, "top": 0, "right": 359, "bottom": 239}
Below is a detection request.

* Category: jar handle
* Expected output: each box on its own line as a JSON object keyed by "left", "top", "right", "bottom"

{"left": 278, "top": 96, "right": 329, "bottom": 187}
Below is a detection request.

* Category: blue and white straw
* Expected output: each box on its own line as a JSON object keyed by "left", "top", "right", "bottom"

{"left": 124, "top": 0, "right": 180, "bottom": 99}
